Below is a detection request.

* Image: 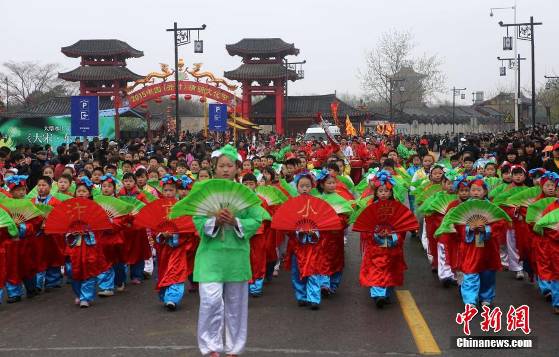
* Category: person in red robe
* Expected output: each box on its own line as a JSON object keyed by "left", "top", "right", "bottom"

{"left": 537, "top": 197, "right": 559, "bottom": 314}
{"left": 117, "top": 172, "right": 152, "bottom": 286}
{"left": 242, "top": 173, "right": 270, "bottom": 297}
{"left": 455, "top": 179, "right": 507, "bottom": 306}
{"left": 282, "top": 172, "right": 333, "bottom": 310}
{"left": 498, "top": 165, "right": 527, "bottom": 280}
{"left": 358, "top": 170, "right": 412, "bottom": 308}
{"left": 31, "top": 176, "right": 62, "bottom": 291}
{"left": 437, "top": 175, "right": 470, "bottom": 285}
{"left": 151, "top": 175, "right": 196, "bottom": 311}
{"left": 3, "top": 175, "right": 41, "bottom": 303}
{"left": 96, "top": 173, "right": 128, "bottom": 297}
{"left": 65, "top": 177, "right": 112, "bottom": 308}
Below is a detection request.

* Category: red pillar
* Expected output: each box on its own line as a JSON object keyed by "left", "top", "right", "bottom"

{"left": 242, "top": 81, "right": 250, "bottom": 119}
{"left": 275, "top": 81, "right": 284, "bottom": 134}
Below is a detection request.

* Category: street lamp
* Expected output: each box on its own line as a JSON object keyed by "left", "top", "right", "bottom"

{"left": 498, "top": 55, "right": 526, "bottom": 127}
{"left": 490, "top": 3, "right": 520, "bottom": 130}
{"left": 498, "top": 16, "right": 543, "bottom": 128}
{"left": 451, "top": 87, "right": 466, "bottom": 134}
{"left": 544, "top": 75, "right": 559, "bottom": 90}
{"left": 166, "top": 22, "right": 206, "bottom": 140}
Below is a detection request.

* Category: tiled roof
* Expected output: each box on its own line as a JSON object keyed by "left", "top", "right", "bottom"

{"left": 61, "top": 39, "right": 144, "bottom": 58}
{"left": 226, "top": 38, "right": 299, "bottom": 57}
{"left": 59, "top": 66, "right": 143, "bottom": 82}
{"left": 251, "top": 94, "right": 365, "bottom": 120}
{"left": 396, "top": 105, "right": 503, "bottom": 124}
{"left": 224, "top": 63, "right": 298, "bottom": 81}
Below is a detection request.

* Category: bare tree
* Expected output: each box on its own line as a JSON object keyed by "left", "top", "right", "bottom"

{"left": 537, "top": 81, "right": 559, "bottom": 125}
{"left": 359, "top": 29, "right": 446, "bottom": 112}
{"left": 0, "top": 61, "right": 75, "bottom": 110}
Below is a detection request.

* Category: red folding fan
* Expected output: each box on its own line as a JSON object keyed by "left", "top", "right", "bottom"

{"left": 271, "top": 194, "right": 342, "bottom": 232}
{"left": 135, "top": 198, "right": 195, "bottom": 234}
{"left": 352, "top": 200, "right": 419, "bottom": 234}
{"left": 45, "top": 198, "right": 112, "bottom": 234}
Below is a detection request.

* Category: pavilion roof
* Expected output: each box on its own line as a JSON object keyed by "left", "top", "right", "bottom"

{"left": 226, "top": 38, "right": 299, "bottom": 58}
{"left": 58, "top": 66, "right": 144, "bottom": 82}
{"left": 224, "top": 63, "right": 298, "bottom": 81}
{"left": 61, "top": 39, "right": 144, "bottom": 58}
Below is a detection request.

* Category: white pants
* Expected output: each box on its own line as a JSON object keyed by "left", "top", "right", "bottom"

{"left": 198, "top": 282, "right": 248, "bottom": 355}
{"left": 506, "top": 229, "right": 523, "bottom": 272}
{"left": 421, "top": 219, "right": 432, "bottom": 264}
{"left": 437, "top": 243, "right": 455, "bottom": 281}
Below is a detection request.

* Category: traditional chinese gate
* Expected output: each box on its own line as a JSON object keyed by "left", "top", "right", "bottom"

{"left": 123, "top": 60, "right": 253, "bottom": 138}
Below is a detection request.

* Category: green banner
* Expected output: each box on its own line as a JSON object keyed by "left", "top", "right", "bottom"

{"left": 0, "top": 115, "right": 115, "bottom": 149}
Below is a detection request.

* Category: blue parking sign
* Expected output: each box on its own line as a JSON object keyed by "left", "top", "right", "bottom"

{"left": 208, "top": 103, "right": 228, "bottom": 132}
{"left": 71, "top": 96, "right": 99, "bottom": 136}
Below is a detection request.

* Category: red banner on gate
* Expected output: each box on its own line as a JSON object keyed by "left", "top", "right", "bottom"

{"left": 126, "top": 81, "right": 240, "bottom": 108}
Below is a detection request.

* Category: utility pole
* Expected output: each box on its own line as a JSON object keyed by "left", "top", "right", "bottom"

{"left": 166, "top": 22, "right": 206, "bottom": 140}
{"left": 499, "top": 16, "right": 543, "bottom": 128}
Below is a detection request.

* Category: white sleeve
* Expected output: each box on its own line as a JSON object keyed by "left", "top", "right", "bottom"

{"left": 204, "top": 217, "right": 220, "bottom": 237}
{"left": 233, "top": 218, "right": 244, "bottom": 238}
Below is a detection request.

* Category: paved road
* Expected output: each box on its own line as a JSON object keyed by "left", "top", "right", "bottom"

{"left": 1, "top": 233, "right": 556, "bottom": 357}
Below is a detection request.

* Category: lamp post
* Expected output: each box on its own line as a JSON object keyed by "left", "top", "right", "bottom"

{"left": 491, "top": 3, "right": 519, "bottom": 130}
{"left": 388, "top": 77, "right": 405, "bottom": 122}
{"left": 283, "top": 59, "right": 305, "bottom": 135}
{"left": 498, "top": 16, "right": 543, "bottom": 128}
{"left": 451, "top": 87, "right": 467, "bottom": 134}
{"left": 498, "top": 55, "right": 526, "bottom": 128}
{"left": 166, "top": 22, "right": 206, "bottom": 140}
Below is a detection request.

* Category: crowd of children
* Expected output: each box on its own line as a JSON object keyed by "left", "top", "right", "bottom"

{"left": 1, "top": 136, "right": 559, "bottom": 356}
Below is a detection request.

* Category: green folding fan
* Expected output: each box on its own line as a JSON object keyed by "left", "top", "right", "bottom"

{"left": 534, "top": 208, "right": 559, "bottom": 235}
{"left": 320, "top": 193, "right": 354, "bottom": 215}
{"left": 503, "top": 186, "right": 542, "bottom": 208}
{"left": 119, "top": 196, "right": 146, "bottom": 215}
{"left": 484, "top": 177, "right": 502, "bottom": 191}
{"left": 0, "top": 198, "right": 44, "bottom": 225}
{"left": 492, "top": 186, "right": 528, "bottom": 206}
{"left": 142, "top": 190, "right": 158, "bottom": 203}
{"left": 0, "top": 207, "right": 19, "bottom": 237}
{"left": 415, "top": 184, "right": 442, "bottom": 206}
{"left": 349, "top": 196, "right": 373, "bottom": 224}
{"left": 279, "top": 178, "right": 298, "bottom": 197}
{"left": 255, "top": 185, "right": 288, "bottom": 206}
{"left": 435, "top": 199, "right": 511, "bottom": 238}
{"left": 337, "top": 175, "right": 355, "bottom": 191}
{"left": 419, "top": 192, "right": 457, "bottom": 216}
{"left": 147, "top": 179, "right": 162, "bottom": 193}
{"left": 526, "top": 198, "right": 556, "bottom": 224}
{"left": 488, "top": 183, "right": 507, "bottom": 199}
{"left": 34, "top": 203, "right": 54, "bottom": 217}
{"left": 93, "top": 195, "right": 133, "bottom": 219}
{"left": 53, "top": 192, "right": 73, "bottom": 202}
{"left": 170, "top": 179, "right": 261, "bottom": 218}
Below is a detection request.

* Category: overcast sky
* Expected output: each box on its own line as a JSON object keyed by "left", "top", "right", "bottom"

{"left": 1, "top": 0, "right": 557, "bottom": 104}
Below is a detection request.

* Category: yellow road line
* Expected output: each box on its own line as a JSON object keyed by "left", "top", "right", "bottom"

{"left": 396, "top": 290, "right": 442, "bottom": 355}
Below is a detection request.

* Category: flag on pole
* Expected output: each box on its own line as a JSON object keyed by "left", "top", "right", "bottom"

{"left": 345, "top": 115, "right": 357, "bottom": 136}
